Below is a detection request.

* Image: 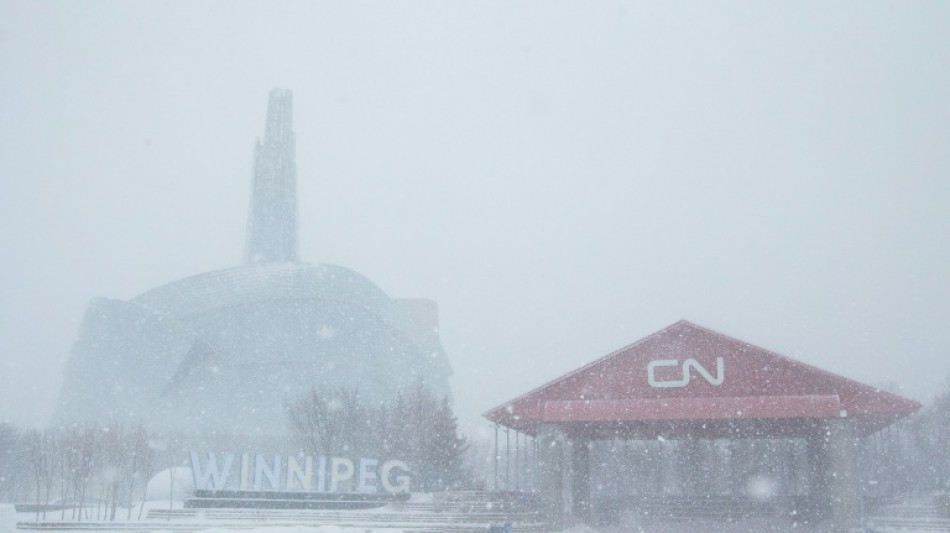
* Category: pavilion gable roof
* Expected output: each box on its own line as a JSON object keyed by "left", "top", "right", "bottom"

{"left": 484, "top": 320, "right": 920, "bottom": 437}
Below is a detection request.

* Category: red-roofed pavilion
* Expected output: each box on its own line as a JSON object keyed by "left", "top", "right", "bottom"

{"left": 484, "top": 320, "right": 920, "bottom": 532}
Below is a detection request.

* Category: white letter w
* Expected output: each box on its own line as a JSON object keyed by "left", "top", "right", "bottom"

{"left": 190, "top": 451, "right": 234, "bottom": 490}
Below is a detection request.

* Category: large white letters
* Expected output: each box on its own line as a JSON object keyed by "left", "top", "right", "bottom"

{"left": 190, "top": 451, "right": 410, "bottom": 494}
{"left": 647, "top": 357, "right": 725, "bottom": 388}
{"left": 254, "top": 454, "right": 281, "bottom": 491}
{"left": 286, "top": 456, "right": 313, "bottom": 491}
{"left": 316, "top": 456, "right": 327, "bottom": 492}
{"left": 190, "top": 451, "right": 234, "bottom": 490}
{"left": 357, "top": 458, "right": 378, "bottom": 493}
{"left": 329, "top": 457, "right": 354, "bottom": 492}
{"left": 380, "top": 460, "right": 410, "bottom": 494}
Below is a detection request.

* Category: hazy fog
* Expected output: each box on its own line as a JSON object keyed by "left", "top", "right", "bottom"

{"left": 1, "top": 1, "right": 949, "bottom": 434}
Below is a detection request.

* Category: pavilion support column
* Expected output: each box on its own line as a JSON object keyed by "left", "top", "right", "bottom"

{"left": 806, "top": 425, "right": 831, "bottom": 522}
{"left": 537, "top": 424, "right": 566, "bottom": 532}
{"left": 571, "top": 438, "right": 591, "bottom": 524}
{"left": 827, "top": 418, "right": 860, "bottom": 533}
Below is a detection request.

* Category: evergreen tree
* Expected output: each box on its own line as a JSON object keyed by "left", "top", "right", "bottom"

{"left": 388, "top": 383, "right": 468, "bottom": 491}
{"left": 426, "top": 397, "right": 469, "bottom": 490}
{"left": 910, "top": 375, "right": 950, "bottom": 491}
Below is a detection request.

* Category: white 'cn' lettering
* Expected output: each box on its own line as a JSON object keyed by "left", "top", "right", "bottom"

{"left": 647, "top": 357, "right": 725, "bottom": 388}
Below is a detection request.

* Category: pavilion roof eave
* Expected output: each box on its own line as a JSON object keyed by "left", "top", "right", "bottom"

{"left": 541, "top": 395, "right": 845, "bottom": 422}
{"left": 488, "top": 394, "right": 840, "bottom": 428}
{"left": 487, "top": 394, "right": 917, "bottom": 439}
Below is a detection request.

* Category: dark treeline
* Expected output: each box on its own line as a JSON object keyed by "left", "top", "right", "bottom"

{"left": 859, "top": 377, "right": 950, "bottom": 498}
{"left": 0, "top": 383, "right": 476, "bottom": 517}
{"left": 286, "top": 382, "right": 474, "bottom": 492}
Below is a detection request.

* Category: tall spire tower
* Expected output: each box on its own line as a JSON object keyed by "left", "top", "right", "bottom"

{"left": 244, "top": 88, "right": 298, "bottom": 264}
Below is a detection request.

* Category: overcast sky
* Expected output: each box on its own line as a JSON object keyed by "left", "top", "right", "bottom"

{"left": 1, "top": 1, "right": 949, "bottom": 433}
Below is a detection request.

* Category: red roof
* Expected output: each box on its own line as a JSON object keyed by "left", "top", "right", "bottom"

{"left": 483, "top": 320, "right": 921, "bottom": 439}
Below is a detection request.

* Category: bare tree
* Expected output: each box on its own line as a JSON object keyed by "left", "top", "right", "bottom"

{"left": 24, "top": 429, "right": 55, "bottom": 522}
{"left": 0, "top": 423, "right": 27, "bottom": 502}
{"left": 99, "top": 421, "right": 135, "bottom": 520}
{"left": 287, "top": 387, "right": 373, "bottom": 456}
{"left": 62, "top": 422, "right": 99, "bottom": 521}
{"left": 127, "top": 425, "right": 153, "bottom": 520}
{"left": 40, "top": 429, "right": 58, "bottom": 520}
{"left": 56, "top": 429, "right": 70, "bottom": 521}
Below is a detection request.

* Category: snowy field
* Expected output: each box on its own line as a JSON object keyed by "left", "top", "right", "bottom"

{"left": 6, "top": 516, "right": 945, "bottom": 533}
{"left": 6, "top": 495, "right": 949, "bottom": 533}
{"left": 8, "top": 516, "right": 943, "bottom": 533}
{"left": 9, "top": 508, "right": 947, "bottom": 533}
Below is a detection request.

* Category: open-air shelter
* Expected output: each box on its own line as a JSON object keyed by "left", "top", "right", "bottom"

{"left": 484, "top": 320, "right": 920, "bottom": 532}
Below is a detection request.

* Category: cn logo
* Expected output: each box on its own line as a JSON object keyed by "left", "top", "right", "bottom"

{"left": 647, "top": 357, "right": 725, "bottom": 388}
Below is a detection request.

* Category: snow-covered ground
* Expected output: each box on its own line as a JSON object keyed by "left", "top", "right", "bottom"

{"left": 176, "top": 528, "right": 404, "bottom": 533}
{"left": 9, "top": 497, "right": 949, "bottom": 533}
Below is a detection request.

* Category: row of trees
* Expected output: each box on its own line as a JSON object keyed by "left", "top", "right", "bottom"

{"left": 860, "top": 378, "right": 950, "bottom": 497}
{"left": 0, "top": 420, "right": 164, "bottom": 522}
{"left": 286, "top": 383, "right": 472, "bottom": 492}
{"left": 0, "top": 383, "right": 475, "bottom": 516}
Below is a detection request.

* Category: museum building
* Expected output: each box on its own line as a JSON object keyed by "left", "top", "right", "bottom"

{"left": 52, "top": 89, "right": 452, "bottom": 434}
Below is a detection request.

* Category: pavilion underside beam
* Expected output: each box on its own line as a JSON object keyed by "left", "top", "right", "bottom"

{"left": 542, "top": 395, "right": 843, "bottom": 422}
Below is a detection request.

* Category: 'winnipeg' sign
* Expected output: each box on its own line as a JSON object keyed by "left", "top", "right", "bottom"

{"left": 190, "top": 451, "right": 411, "bottom": 494}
